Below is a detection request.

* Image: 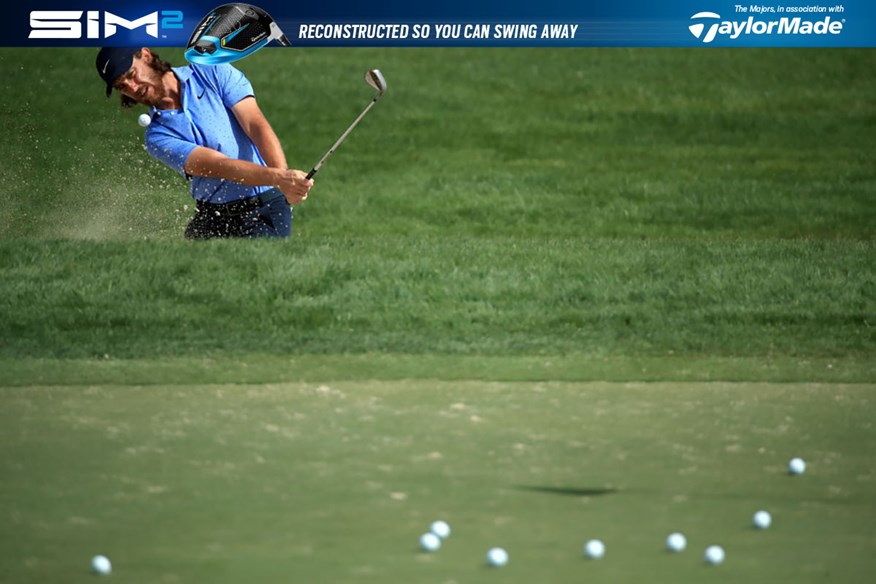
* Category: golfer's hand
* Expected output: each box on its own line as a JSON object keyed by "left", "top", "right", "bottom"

{"left": 277, "top": 169, "right": 313, "bottom": 205}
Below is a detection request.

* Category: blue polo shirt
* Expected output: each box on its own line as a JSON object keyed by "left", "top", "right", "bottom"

{"left": 144, "top": 63, "right": 273, "bottom": 204}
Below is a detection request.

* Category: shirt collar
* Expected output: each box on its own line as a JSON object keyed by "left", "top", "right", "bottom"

{"left": 172, "top": 65, "right": 193, "bottom": 84}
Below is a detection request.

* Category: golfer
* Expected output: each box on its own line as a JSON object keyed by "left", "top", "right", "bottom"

{"left": 96, "top": 46, "right": 312, "bottom": 239}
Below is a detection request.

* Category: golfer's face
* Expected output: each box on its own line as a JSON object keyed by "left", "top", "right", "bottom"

{"left": 113, "top": 57, "right": 164, "bottom": 106}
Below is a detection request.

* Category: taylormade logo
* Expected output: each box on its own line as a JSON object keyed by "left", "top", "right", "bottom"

{"left": 688, "top": 11, "right": 844, "bottom": 43}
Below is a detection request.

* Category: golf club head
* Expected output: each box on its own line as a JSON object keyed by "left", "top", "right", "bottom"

{"left": 185, "top": 3, "right": 289, "bottom": 65}
{"left": 366, "top": 69, "right": 387, "bottom": 98}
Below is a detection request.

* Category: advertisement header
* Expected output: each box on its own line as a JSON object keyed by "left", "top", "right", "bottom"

{"left": 11, "top": 1, "right": 876, "bottom": 47}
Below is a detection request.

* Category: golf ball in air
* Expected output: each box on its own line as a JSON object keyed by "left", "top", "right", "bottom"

{"left": 584, "top": 539, "right": 605, "bottom": 559}
{"left": 789, "top": 457, "right": 806, "bottom": 475}
{"left": 486, "top": 547, "right": 509, "bottom": 567}
{"left": 704, "top": 545, "right": 725, "bottom": 565}
{"left": 753, "top": 510, "right": 772, "bottom": 529}
{"left": 666, "top": 532, "right": 687, "bottom": 552}
{"left": 419, "top": 532, "right": 441, "bottom": 552}
{"left": 430, "top": 520, "right": 451, "bottom": 539}
{"left": 91, "top": 555, "right": 111, "bottom": 575}
{"left": 137, "top": 113, "right": 151, "bottom": 127}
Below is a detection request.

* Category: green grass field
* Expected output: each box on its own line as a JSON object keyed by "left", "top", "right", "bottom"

{"left": 0, "top": 47, "right": 874, "bottom": 583}
{"left": 3, "top": 381, "right": 875, "bottom": 583}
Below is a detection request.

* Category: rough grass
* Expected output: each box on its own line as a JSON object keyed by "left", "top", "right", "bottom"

{"left": 0, "top": 48, "right": 874, "bottom": 241}
{"left": 1, "top": 49, "right": 872, "bottom": 366}
{"left": 0, "top": 237, "right": 872, "bottom": 360}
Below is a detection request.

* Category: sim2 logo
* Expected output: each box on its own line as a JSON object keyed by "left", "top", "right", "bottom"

{"left": 29, "top": 10, "right": 184, "bottom": 39}
{"left": 688, "top": 11, "right": 844, "bottom": 43}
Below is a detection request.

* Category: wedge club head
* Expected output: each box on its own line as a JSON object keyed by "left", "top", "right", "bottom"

{"left": 365, "top": 69, "right": 387, "bottom": 99}
{"left": 185, "top": 3, "right": 289, "bottom": 65}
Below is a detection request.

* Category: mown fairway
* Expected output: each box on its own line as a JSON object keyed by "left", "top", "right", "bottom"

{"left": 0, "top": 47, "right": 874, "bottom": 583}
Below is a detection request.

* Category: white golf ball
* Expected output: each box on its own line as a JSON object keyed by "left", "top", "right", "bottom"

{"left": 704, "top": 545, "right": 725, "bottom": 565}
{"left": 753, "top": 510, "right": 772, "bottom": 529}
{"left": 430, "top": 520, "right": 451, "bottom": 539}
{"left": 91, "top": 555, "right": 112, "bottom": 575}
{"left": 419, "top": 532, "right": 441, "bottom": 552}
{"left": 486, "top": 547, "right": 509, "bottom": 567}
{"left": 584, "top": 539, "right": 605, "bottom": 559}
{"left": 789, "top": 457, "right": 806, "bottom": 475}
{"left": 137, "top": 113, "right": 152, "bottom": 128}
{"left": 666, "top": 532, "right": 687, "bottom": 552}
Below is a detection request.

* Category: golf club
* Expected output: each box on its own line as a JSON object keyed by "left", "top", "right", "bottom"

{"left": 306, "top": 69, "right": 387, "bottom": 180}
{"left": 185, "top": 3, "right": 289, "bottom": 65}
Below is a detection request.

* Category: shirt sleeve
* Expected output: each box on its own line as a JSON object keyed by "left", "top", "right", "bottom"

{"left": 211, "top": 63, "right": 255, "bottom": 108}
{"left": 145, "top": 127, "right": 198, "bottom": 177}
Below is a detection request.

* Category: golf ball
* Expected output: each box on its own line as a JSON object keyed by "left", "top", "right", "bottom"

{"left": 430, "top": 520, "right": 451, "bottom": 539}
{"left": 486, "top": 547, "right": 509, "bottom": 567}
{"left": 584, "top": 539, "right": 605, "bottom": 559}
{"left": 704, "top": 545, "right": 725, "bottom": 565}
{"left": 91, "top": 555, "right": 111, "bottom": 575}
{"left": 666, "top": 532, "right": 687, "bottom": 552}
{"left": 137, "top": 113, "right": 152, "bottom": 128}
{"left": 753, "top": 510, "right": 772, "bottom": 529}
{"left": 789, "top": 457, "right": 806, "bottom": 475}
{"left": 419, "top": 532, "right": 441, "bottom": 552}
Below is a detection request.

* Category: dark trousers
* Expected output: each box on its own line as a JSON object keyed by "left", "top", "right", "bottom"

{"left": 185, "top": 188, "right": 292, "bottom": 240}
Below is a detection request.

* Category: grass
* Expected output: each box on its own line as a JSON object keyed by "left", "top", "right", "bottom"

{"left": 1, "top": 353, "right": 872, "bottom": 387}
{"left": 2, "top": 381, "right": 875, "bottom": 583}
{"left": 0, "top": 237, "right": 873, "bottom": 360}
{"left": 0, "top": 48, "right": 872, "bottom": 363}
{"left": 0, "top": 47, "right": 874, "bottom": 583}
{"left": 0, "top": 48, "right": 874, "bottom": 241}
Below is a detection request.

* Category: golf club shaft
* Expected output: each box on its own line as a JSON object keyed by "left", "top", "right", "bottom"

{"left": 306, "top": 98, "right": 379, "bottom": 180}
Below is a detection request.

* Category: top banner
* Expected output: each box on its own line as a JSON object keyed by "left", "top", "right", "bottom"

{"left": 15, "top": 0, "right": 876, "bottom": 47}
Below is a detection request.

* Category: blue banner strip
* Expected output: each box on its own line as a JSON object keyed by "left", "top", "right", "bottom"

{"left": 13, "top": 1, "right": 876, "bottom": 47}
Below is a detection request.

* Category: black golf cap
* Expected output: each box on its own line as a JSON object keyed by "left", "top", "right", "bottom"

{"left": 96, "top": 47, "right": 139, "bottom": 97}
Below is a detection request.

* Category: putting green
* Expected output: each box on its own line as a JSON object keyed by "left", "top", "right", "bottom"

{"left": 2, "top": 380, "right": 874, "bottom": 583}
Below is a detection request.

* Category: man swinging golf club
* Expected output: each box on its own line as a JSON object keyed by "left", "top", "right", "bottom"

{"left": 95, "top": 46, "right": 313, "bottom": 239}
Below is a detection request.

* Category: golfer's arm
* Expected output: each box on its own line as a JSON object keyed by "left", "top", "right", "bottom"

{"left": 184, "top": 146, "right": 281, "bottom": 187}
{"left": 232, "top": 97, "right": 288, "bottom": 170}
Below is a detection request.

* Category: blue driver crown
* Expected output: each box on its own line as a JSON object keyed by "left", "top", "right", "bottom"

{"left": 185, "top": 3, "right": 290, "bottom": 65}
